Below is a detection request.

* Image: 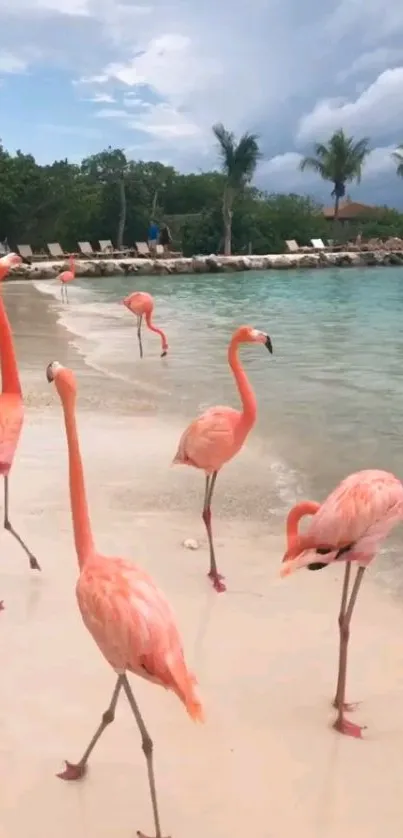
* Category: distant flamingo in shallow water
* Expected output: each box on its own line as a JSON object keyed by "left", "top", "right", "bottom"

{"left": 58, "top": 255, "right": 75, "bottom": 302}
{"left": 46, "top": 361, "right": 203, "bottom": 838}
{"left": 123, "top": 291, "right": 168, "bottom": 358}
{"left": 173, "top": 325, "right": 273, "bottom": 592}
{"left": 0, "top": 253, "right": 41, "bottom": 611}
{"left": 281, "top": 469, "right": 403, "bottom": 738}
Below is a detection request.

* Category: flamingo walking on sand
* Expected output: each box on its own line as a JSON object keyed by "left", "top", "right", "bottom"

{"left": 281, "top": 469, "right": 403, "bottom": 738}
{"left": 0, "top": 252, "right": 41, "bottom": 610}
{"left": 173, "top": 325, "right": 273, "bottom": 593}
{"left": 46, "top": 361, "right": 203, "bottom": 838}
{"left": 123, "top": 291, "right": 168, "bottom": 359}
{"left": 58, "top": 255, "right": 75, "bottom": 303}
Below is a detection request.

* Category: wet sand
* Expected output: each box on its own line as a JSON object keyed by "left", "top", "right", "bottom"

{"left": 1, "top": 283, "right": 403, "bottom": 837}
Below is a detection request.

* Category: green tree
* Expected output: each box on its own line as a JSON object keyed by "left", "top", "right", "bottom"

{"left": 299, "top": 129, "right": 371, "bottom": 221}
{"left": 392, "top": 145, "right": 403, "bottom": 178}
{"left": 212, "top": 123, "right": 262, "bottom": 255}
{"left": 81, "top": 147, "right": 128, "bottom": 249}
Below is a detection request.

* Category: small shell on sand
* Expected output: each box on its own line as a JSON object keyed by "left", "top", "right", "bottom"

{"left": 182, "top": 538, "right": 199, "bottom": 550}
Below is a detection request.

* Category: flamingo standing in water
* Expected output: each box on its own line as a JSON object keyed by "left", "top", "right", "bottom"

{"left": 46, "top": 361, "right": 203, "bottom": 838}
{"left": 281, "top": 469, "right": 403, "bottom": 738}
{"left": 0, "top": 252, "right": 41, "bottom": 611}
{"left": 123, "top": 291, "right": 168, "bottom": 359}
{"left": 173, "top": 325, "right": 273, "bottom": 593}
{"left": 58, "top": 255, "right": 75, "bottom": 302}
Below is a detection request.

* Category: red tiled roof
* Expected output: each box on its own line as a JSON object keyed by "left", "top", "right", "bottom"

{"left": 323, "top": 200, "right": 378, "bottom": 219}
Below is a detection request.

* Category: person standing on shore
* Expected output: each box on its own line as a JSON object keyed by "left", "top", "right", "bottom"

{"left": 159, "top": 223, "right": 172, "bottom": 255}
{"left": 148, "top": 219, "right": 159, "bottom": 256}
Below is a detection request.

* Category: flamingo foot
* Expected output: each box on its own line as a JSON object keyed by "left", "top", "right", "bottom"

{"left": 333, "top": 717, "right": 366, "bottom": 739}
{"left": 207, "top": 571, "right": 226, "bottom": 593}
{"left": 29, "top": 555, "right": 41, "bottom": 571}
{"left": 333, "top": 699, "right": 360, "bottom": 712}
{"left": 57, "top": 760, "right": 87, "bottom": 781}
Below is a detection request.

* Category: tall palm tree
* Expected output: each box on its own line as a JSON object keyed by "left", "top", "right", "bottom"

{"left": 392, "top": 145, "right": 403, "bottom": 177}
{"left": 299, "top": 129, "right": 371, "bottom": 222}
{"left": 212, "top": 123, "right": 261, "bottom": 255}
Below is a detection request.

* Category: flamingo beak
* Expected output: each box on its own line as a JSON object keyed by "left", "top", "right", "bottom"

{"left": 265, "top": 335, "right": 273, "bottom": 354}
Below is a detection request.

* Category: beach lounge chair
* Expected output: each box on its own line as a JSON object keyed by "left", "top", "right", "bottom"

{"left": 285, "top": 239, "right": 300, "bottom": 253}
{"left": 311, "top": 238, "right": 326, "bottom": 250}
{"left": 16, "top": 244, "right": 43, "bottom": 261}
{"left": 78, "top": 241, "right": 95, "bottom": 258}
{"left": 47, "top": 242, "right": 67, "bottom": 259}
{"left": 135, "top": 241, "right": 151, "bottom": 258}
{"left": 155, "top": 244, "right": 165, "bottom": 257}
{"left": 99, "top": 239, "right": 130, "bottom": 256}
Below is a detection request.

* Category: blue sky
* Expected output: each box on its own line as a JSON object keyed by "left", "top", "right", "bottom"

{"left": 1, "top": 0, "right": 403, "bottom": 206}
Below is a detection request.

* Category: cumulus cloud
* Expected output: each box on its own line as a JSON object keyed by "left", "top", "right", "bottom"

{"left": 297, "top": 68, "right": 403, "bottom": 144}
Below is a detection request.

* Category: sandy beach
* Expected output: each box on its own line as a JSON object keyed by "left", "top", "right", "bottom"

{"left": 1, "top": 283, "right": 403, "bottom": 838}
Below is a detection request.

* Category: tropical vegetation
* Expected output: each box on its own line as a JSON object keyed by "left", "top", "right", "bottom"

{"left": 0, "top": 126, "right": 403, "bottom": 258}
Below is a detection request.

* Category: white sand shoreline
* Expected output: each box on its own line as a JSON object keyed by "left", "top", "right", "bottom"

{"left": 1, "top": 284, "right": 403, "bottom": 837}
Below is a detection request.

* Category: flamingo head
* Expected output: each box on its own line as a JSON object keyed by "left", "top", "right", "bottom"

{"left": 46, "top": 361, "right": 77, "bottom": 400}
{"left": 234, "top": 325, "right": 273, "bottom": 353}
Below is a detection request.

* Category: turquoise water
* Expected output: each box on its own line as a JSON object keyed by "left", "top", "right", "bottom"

{"left": 36, "top": 267, "right": 403, "bottom": 585}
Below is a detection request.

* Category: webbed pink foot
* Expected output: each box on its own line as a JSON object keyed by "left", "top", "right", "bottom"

{"left": 333, "top": 717, "right": 366, "bottom": 738}
{"left": 207, "top": 571, "right": 226, "bottom": 592}
{"left": 57, "top": 760, "right": 87, "bottom": 780}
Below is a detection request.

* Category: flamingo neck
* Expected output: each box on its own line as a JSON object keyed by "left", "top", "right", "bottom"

{"left": 145, "top": 311, "right": 168, "bottom": 351}
{"left": 61, "top": 393, "right": 95, "bottom": 569}
{"left": 227, "top": 336, "right": 256, "bottom": 428}
{"left": 0, "top": 293, "right": 21, "bottom": 395}
{"left": 286, "top": 500, "right": 320, "bottom": 544}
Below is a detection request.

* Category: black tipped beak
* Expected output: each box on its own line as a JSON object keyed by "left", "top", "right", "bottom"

{"left": 161, "top": 350, "right": 167, "bottom": 358}
{"left": 265, "top": 335, "right": 273, "bottom": 354}
{"left": 46, "top": 363, "right": 55, "bottom": 383}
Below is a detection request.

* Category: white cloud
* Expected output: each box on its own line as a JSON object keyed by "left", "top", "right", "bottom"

{"left": 128, "top": 102, "right": 202, "bottom": 140}
{"left": 94, "top": 108, "right": 129, "bottom": 118}
{"left": 87, "top": 92, "right": 116, "bottom": 103}
{"left": 0, "top": 52, "right": 28, "bottom": 73}
{"left": 337, "top": 48, "right": 403, "bottom": 82}
{"left": 297, "top": 68, "right": 403, "bottom": 143}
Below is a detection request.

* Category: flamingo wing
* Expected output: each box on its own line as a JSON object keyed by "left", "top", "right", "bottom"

{"left": 173, "top": 406, "right": 243, "bottom": 472}
{"left": 76, "top": 556, "right": 202, "bottom": 716}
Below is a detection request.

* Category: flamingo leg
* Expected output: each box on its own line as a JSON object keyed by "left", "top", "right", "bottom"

{"left": 137, "top": 314, "right": 144, "bottom": 359}
{"left": 202, "top": 471, "right": 226, "bottom": 592}
{"left": 333, "top": 563, "right": 359, "bottom": 712}
{"left": 4, "top": 476, "right": 41, "bottom": 571}
{"left": 121, "top": 674, "right": 168, "bottom": 838}
{"left": 333, "top": 566, "right": 366, "bottom": 739}
{"left": 58, "top": 675, "right": 123, "bottom": 781}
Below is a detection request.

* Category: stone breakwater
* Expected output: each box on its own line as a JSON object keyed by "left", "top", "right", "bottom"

{"left": 6, "top": 249, "right": 403, "bottom": 280}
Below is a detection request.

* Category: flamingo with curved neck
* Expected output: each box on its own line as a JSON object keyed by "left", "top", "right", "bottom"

{"left": 46, "top": 360, "right": 203, "bottom": 838}
{"left": 0, "top": 253, "right": 41, "bottom": 607}
{"left": 173, "top": 325, "right": 273, "bottom": 592}
{"left": 123, "top": 291, "right": 168, "bottom": 358}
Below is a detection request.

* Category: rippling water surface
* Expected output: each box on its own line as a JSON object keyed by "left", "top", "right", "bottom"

{"left": 35, "top": 267, "right": 403, "bottom": 590}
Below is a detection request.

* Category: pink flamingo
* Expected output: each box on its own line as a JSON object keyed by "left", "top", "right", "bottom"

{"left": 123, "top": 291, "right": 168, "bottom": 359}
{"left": 46, "top": 360, "right": 203, "bottom": 838}
{"left": 58, "top": 255, "right": 75, "bottom": 302}
{"left": 173, "top": 325, "right": 273, "bottom": 593}
{"left": 281, "top": 469, "right": 403, "bottom": 738}
{"left": 0, "top": 252, "right": 41, "bottom": 613}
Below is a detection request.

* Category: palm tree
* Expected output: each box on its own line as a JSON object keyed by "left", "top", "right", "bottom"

{"left": 299, "top": 129, "right": 371, "bottom": 222}
{"left": 212, "top": 123, "right": 261, "bottom": 255}
{"left": 392, "top": 145, "right": 403, "bottom": 177}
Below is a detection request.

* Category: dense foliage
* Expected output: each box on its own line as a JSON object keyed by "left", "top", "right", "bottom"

{"left": 1, "top": 138, "right": 403, "bottom": 258}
